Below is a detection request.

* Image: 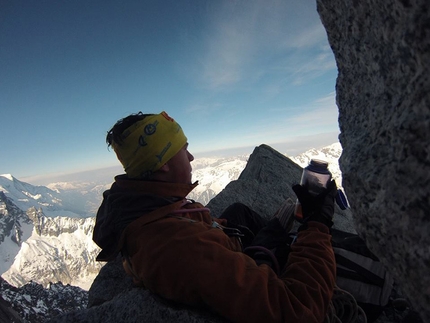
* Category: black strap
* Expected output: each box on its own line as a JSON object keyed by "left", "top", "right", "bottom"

{"left": 335, "top": 253, "right": 385, "bottom": 287}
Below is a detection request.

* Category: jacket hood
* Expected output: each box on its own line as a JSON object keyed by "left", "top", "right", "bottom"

{"left": 93, "top": 175, "right": 198, "bottom": 261}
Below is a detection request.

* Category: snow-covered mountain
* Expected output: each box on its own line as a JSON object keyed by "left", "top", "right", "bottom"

{"left": 2, "top": 208, "right": 102, "bottom": 291}
{"left": 0, "top": 174, "right": 94, "bottom": 218}
{"left": 0, "top": 196, "right": 102, "bottom": 290}
{"left": 46, "top": 181, "right": 111, "bottom": 216}
{"left": 0, "top": 175, "right": 104, "bottom": 291}
{"left": 0, "top": 192, "right": 33, "bottom": 275}
{"left": 189, "top": 155, "right": 249, "bottom": 205}
{"left": 0, "top": 142, "right": 343, "bottom": 294}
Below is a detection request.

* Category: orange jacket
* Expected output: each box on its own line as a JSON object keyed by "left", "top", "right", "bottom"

{"left": 95, "top": 177, "right": 336, "bottom": 323}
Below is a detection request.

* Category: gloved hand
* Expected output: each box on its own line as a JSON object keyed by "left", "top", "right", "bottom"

{"left": 292, "top": 180, "right": 337, "bottom": 228}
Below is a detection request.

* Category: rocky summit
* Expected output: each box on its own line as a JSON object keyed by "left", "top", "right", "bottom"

{"left": 317, "top": 0, "right": 430, "bottom": 321}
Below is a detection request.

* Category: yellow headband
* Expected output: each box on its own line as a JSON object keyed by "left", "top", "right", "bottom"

{"left": 111, "top": 111, "right": 187, "bottom": 178}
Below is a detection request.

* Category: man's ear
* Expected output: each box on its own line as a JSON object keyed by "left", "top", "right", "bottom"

{"left": 158, "top": 163, "right": 170, "bottom": 173}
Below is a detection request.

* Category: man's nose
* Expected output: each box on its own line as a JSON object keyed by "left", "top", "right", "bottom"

{"left": 188, "top": 151, "right": 194, "bottom": 161}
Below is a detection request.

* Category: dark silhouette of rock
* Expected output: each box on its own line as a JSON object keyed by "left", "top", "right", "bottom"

{"left": 0, "top": 295, "right": 24, "bottom": 323}
{"left": 317, "top": 0, "right": 430, "bottom": 321}
{"left": 87, "top": 256, "right": 134, "bottom": 308}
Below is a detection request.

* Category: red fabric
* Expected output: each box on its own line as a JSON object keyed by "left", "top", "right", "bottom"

{"left": 115, "top": 180, "right": 336, "bottom": 323}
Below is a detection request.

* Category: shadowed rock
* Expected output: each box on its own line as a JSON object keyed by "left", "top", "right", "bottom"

{"left": 317, "top": 0, "right": 430, "bottom": 321}
{"left": 0, "top": 295, "right": 24, "bottom": 323}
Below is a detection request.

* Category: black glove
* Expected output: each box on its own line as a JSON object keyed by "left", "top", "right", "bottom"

{"left": 292, "top": 180, "right": 337, "bottom": 228}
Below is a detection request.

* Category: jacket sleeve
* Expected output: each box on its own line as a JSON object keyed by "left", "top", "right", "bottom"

{"left": 125, "top": 219, "right": 335, "bottom": 323}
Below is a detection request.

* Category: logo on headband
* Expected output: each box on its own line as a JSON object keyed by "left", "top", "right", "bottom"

{"left": 138, "top": 135, "right": 147, "bottom": 147}
{"left": 144, "top": 121, "right": 158, "bottom": 135}
{"left": 138, "top": 120, "right": 159, "bottom": 147}
{"left": 156, "top": 142, "right": 172, "bottom": 162}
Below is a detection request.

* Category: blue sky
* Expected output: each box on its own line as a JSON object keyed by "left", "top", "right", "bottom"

{"left": 1, "top": 0, "right": 339, "bottom": 182}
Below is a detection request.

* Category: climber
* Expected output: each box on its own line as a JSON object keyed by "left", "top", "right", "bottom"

{"left": 92, "top": 111, "right": 337, "bottom": 323}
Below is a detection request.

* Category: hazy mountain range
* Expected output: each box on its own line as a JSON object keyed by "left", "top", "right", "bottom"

{"left": 0, "top": 142, "right": 342, "bottom": 292}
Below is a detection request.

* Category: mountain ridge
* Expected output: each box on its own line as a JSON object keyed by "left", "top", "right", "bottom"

{"left": 0, "top": 174, "right": 92, "bottom": 218}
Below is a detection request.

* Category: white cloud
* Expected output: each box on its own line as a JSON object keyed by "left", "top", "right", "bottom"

{"left": 246, "top": 92, "right": 339, "bottom": 141}
{"left": 195, "top": 1, "right": 333, "bottom": 90}
{"left": 198, "top": 92, "right": 338, "bottom": 151}
{"left": 185, "top": 90, "right": 339, "bottom": 154}
{"left": 184, "top": 102, "right": 223, "bottom": 115}
{"left": 285, "top": 92, "right": 339, "bottom": 131}
{"left": 199, "top": 11, "right": 255, "bottom": 89}
{"left": 286, "top": 23, "right": 328, "bottom": 49}
{"left": 289, "top": 48, "right": 336, "bottom": 85}
{"left": 200, "top": 30, "right": 249, "bottom": 88}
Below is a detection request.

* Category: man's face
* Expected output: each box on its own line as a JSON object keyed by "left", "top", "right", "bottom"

{"left": 164, "top": 143, "right": 194, "bottom": 184}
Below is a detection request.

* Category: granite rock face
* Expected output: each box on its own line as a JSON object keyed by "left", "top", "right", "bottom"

{"left": 317, "top": 0, "right": 430, "bottom": 321}
{"left": 207, "top": 144, "right": 302, "bottom": 219}
{"left": 50, "top": 260, "right": 224, "bottom": 323}
{"left": 49, "top": 144, "right": 353, "bottom": 322}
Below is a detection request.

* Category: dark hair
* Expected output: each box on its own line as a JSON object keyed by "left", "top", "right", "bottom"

{"left": 106, "top": 112, "right": 154, "bottom": 147}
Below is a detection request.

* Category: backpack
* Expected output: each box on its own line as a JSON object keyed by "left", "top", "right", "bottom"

{"left": 331, "top": 228, "right": 394, "bottom": 322}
